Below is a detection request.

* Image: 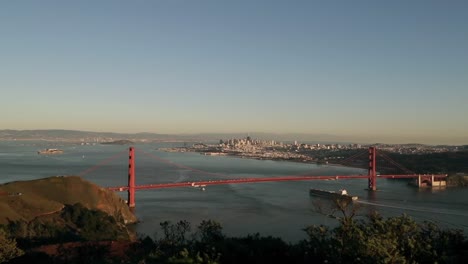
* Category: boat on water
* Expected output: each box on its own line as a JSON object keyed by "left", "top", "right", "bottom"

{"left": 37, "top": 148, "right": 64, "bottom": 155}
{"left": 309, "top": 188, "right": 358, "bottom": 201}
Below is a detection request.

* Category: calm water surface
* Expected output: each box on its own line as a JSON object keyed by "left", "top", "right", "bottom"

{"left": 1, "top": 141, "right": 467, "bottom": 241}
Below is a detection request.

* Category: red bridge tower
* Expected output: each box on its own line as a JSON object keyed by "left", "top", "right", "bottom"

{"left": 368, "top": 146, "right": 377, "bottom": 191}
{"left": 128, "top": 147, "right": 136, "bottom": 207}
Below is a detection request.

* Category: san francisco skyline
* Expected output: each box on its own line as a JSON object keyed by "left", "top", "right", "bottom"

{"left": 1, "top": 1, "right": 467, "bottom": 144}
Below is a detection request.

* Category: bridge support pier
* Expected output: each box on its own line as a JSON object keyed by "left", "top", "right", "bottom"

{"left": 368, "top": 146, "right": 377, "bottom": 191}
{"left": 417, "top": 174, "right": 447, "bottom": 188}
{"left": 128, "top": 147, "right": 136, "bottom": 208}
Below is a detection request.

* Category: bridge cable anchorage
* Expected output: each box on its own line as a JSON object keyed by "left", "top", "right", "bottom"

{"left": 77, "top": 149, "right": 128, "bottom": 176}
{"left": 377, "top": 151, "right": 415, "bottom": 174}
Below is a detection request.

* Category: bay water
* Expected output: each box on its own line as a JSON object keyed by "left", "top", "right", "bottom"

{"left": 1, "top": 141, "right": 467, "bottom": 241}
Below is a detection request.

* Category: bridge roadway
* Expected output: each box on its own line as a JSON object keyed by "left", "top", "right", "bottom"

{"left": 108, "top": 174, "right": 447, "bottom": 191}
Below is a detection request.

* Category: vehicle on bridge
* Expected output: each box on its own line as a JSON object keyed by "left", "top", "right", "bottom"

{"left": 191, "top": 182, "right": 206, "bottom": 191}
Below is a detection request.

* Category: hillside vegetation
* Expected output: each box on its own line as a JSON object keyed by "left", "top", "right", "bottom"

{"left": 387, "top": 150, "right": 468, "bottom": 174}
{"left": 0, "top": 176, "right": 137, "bottom": 225}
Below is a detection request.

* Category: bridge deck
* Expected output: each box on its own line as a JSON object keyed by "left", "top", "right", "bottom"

{"left": 108, "top": 174, "right": 447, "bottom": 191}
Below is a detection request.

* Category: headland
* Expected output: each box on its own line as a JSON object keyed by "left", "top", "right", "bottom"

{"left": 0, "top": 176, "right": 137, "bottom": 225}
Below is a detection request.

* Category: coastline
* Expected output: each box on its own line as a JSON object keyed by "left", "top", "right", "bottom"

{"left": 158, "top": 147, "right": 335, "bottom": 166}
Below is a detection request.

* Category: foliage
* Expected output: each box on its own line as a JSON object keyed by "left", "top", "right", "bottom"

{"left": 447, "top": 175, "right": 468, "bottom": 187}
{"left": 145, "top": 220, "right": 222, "bottom": 264}
{"left": 196, "top": 220, "right": 224, "bottom": 244}
{"left": 159, "top": 220, "right": 191, "bottom": 246}
{"left": 0, "top": 229, "right": 24, "bottom": 263}
{"left": 384, "top": 151, "right": 468, "bottom": 175}
{"left": 220, "top": 233, "right": 290, "bottom": 264}
{"left": 3, "top": 209, "right": 468, "bottom": 263}
{"left": 56, "top": 243, "right": 113, "bottom": 264}
{"left": 301, "top": 212, "right": 467, "bottom": 263}
{"left": 311, "top": 149, "right": 468, "bottom": 175}
{"left": 132, "top": 214, "right": 466, "bottom": 264}
{"left": 61, "top": 203, "right": 125, "bottom": 241}
{"left": 2, "top": 203, "right": 129, "bottom": 248}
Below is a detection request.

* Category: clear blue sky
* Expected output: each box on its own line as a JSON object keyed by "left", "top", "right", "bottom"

{"left": 1, "top": 1, "right": 467, "bottom": 144}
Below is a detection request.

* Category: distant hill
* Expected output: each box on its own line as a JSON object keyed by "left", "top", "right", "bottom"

{"left": 2, "top": 129, "right": 466, "bottom": 145}
{"left": 0, "top": 129, "right": 178, "bottom": 142}
{"left": 0, "top": 176, "right": 137, "bottom": 225}
{"left": 0, "top": 129, "right": 353, "bottom": 144}
{"left": 101, "top": 139, "right": 134, "bottom": 145}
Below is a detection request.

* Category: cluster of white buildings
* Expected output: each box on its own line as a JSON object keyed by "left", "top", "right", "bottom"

{"left": 219, "top": 137, "right": 362, "bottom": 152}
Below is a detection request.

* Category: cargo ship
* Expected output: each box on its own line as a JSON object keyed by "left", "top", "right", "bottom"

{"left": 309, "top": 189, "right": 358, "bottom": 201}
{"left": 37, "top": 148, "right": 64, "bottom": 155}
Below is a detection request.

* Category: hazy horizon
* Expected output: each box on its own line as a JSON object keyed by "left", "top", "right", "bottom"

{"left": 1, "top": 1, "right": 467, "bottom": 145}
{"left": 1, "top": 128, "right": 467, "bottom": 145}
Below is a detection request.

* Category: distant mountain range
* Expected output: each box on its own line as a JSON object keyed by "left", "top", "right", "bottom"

{"left": 0, "top": 129, "right": 353, "bottom": 144}
{"left": 1, "top": 129, "right": 466, "bottom": 145}
{"left": 0, "top": 129, "right": 177, "bottom": 141}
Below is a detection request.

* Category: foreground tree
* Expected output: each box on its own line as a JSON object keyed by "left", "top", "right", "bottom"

{"left": 303, "top": 212, "right": 467, "bottom": 263}
{"left": 0, "top": 229, "right": 24, "bottom": 263}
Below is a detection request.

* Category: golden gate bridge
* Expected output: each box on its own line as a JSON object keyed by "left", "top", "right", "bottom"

{"left": 78, "top": 146, "right": 447, "bottom": 208}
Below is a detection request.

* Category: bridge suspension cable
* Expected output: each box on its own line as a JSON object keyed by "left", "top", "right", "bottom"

{"left": 103, "top": 146, "right": 448, "bottom": 208}
{"left": 377, "top": 151, "right": 415, "bottom": 174}
{"left": 135, "top": 148, "right": 229, "bottom": 178}
{"left": 78, "top": 146, "right": 418, "bottom": 181}
{"left": 77, "top": 149, "right": 128, "bottom": 176}
{"left": 338, "top": 149, "right": 369, "bottom": 166}
{"left": 136, "top": 147, "right": 368, "bottom": 179}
